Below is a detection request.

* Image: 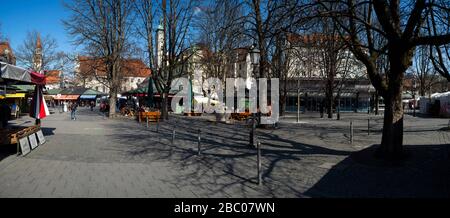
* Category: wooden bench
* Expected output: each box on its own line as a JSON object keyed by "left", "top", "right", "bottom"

{"left": 184, "top": 112, "right": 202, "bottom": 117}
{"left": 231, "top": 112, "right": 252, "bottom": 121}
{"left": 138, "top": 111, "right": 161, "bottom": 123}
{"left": 0, "top": 125, "right": 40, "bottom": 145}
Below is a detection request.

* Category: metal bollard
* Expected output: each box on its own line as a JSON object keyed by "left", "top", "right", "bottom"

{"left": 257, "top": 140, "right": 262, "bottom": 186}
{"left": 156, "top": 118, "right": 159, "bottom": 133}
{"left": 197, "top": 129, "right": 201, "bottom": 155}
{"left": 368, "top": 118, "right": 370, "bottom": 136}
{"left": 172, "top": 129, "right": 176, "bottom": 145}
{"left": 350, "top": 121, "right": 354, "bottom": 144}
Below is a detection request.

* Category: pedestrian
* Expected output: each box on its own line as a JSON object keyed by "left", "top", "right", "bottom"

{"left": 64, "top": 101, "right": 68, "bottom": 113}
{"left": 0, "top": 99, "right": 11, "bottom": 129}
{"left": 90, "top": 101, "right": 95, "bottom": 111}
{"left": 70, "top": 102, "right": 78, "bottom": 120}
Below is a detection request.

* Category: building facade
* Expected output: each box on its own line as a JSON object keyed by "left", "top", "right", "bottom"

{"left": 75, "top": 56, "right": 151, "bottom": 94}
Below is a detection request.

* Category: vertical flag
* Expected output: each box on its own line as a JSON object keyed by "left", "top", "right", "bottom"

{"left": 30, "top": 85, "right": 50, "bottom": 119}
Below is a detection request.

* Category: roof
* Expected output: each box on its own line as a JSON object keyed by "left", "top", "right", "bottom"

{"left": 60, "top": 87, "right": 88, "bottom": 95}
{"left": 36, "top": 34, "right": 42, "bottom": 49}
{"left": 46, "top": 88, "right": 63, "bottom": 95}
{"left": 45, "top": 70, "right": 61, "bottom": 84}
{"left": 77, "top": 56, "right": 152, "bottom": 78}
{"left": 11, "top": 85, "right": 35, "bottom": 92}
{"left": 83, "top": 89, "right": 107, "bottom": 96}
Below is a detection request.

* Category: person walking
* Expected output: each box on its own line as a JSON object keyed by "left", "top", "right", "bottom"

{"left": 90, "top": 101, "right": 95, "bottom": 111}
{"left": 63, "top": 101, "right": 68, "bottom": 113}
{"left": 70, "top": 102, "right": 78, "bottom": 120}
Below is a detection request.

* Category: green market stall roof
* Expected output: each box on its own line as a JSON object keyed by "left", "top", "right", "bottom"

{"left": 46, "top": 88, "right": 63, "bottom": 95}
{"left": 80, "top": 89, "right": 107, "bottom": 100}
{"left": 123, "top": 78, "right": 182, "bottom": 96}
{"left": 83, "top": 89, "right": 107, "bottom": 96}
{"left": 11, "top": 85, "right": 35, "bottom": 92}
{"left": 60, "top": 87, "right": 88, "bottom": 95}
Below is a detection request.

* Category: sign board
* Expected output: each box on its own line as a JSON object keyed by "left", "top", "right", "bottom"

{"left": 19, "top": 137, "right": 31, "bottom": 156}
{"left": 36, "top": 130, "right": 46, "bottom": 145}
{"left": 29, "top": 134, "right": 39, "bottom": 150}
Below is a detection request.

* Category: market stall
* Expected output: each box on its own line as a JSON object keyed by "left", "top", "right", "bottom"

{"left": 0, "top": 62, "right": 48, "bottom": 155}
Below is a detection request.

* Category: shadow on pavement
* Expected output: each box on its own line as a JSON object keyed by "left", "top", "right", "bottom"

{"left": 104, "top": 118, "right": 355, "bottom": 197}
{"left": 0, "top": 144, "right": 17, "bottom": 162}
{"left": 305, "top": 144, "right": 450, "bottom": 198}
{"left": 41, "top": 127, "right": 56, "bottom": 136}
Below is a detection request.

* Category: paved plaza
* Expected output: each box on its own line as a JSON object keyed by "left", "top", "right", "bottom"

{"left": 0, "top": 107, "right": 449, "bottom": 198}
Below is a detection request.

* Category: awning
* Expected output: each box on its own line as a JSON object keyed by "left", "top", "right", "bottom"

{"left": 44, "top": 95, "right": 54, "bottom": 100}
{"left": 0, "top": 62, "right": 46, "bottom": 85}
{"left": 54, "top": 95, "right": 80, "bottom": 100}
{"left": 79, "top": 95, "right": 97, "bottom": 100}
{"left": 4, "top": 93, "right": 26, "bottom": 98}
{"left": 1, "top": 62, "right": 31, "bottom": 84}
{"left": 0, "top": 93, "right": 26, "bottom": 99}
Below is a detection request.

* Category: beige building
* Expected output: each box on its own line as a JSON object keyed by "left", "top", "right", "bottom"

{"left": 75, "top": 56, "right": 151, "bottom": 94}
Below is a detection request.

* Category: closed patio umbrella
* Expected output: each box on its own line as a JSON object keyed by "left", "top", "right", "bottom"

{"left": 30, "top": 73, "right": 49, "bottom": 123}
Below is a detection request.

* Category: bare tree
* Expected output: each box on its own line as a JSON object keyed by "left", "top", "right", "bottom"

{"left": 314, "top": 19, "right": 351, "bottom": 119}
{"left": 63, "top": 0, "right": 134, "bottom": 118}
{"left": 154, "top": 0, "right": 198, "bottom": 120}
{"left": 317, "top": 0, "right": 450, "bottom": 159}
{"left": 412, "top": 46, "right": 438, "bottom": 97}
{"left": 15, "top": 30, "right": 59, "bottom": 71}
{"left": 195, "top": 0, "right": 246, "bottom": 81}
{"left": 133, "top": 0, "right": 157, "bottom": 70}
{"left": 428, "top": 0, "right": 450, "bottom": 81}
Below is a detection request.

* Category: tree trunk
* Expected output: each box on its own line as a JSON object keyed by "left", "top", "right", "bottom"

{"left": 375, "top": 92, "right": 380, "bottom": 115}
{"left": 109, "top": 85, "right": 118, "bottom": 118}
{"left": 279, "top": 95, "right": 286, "bottom": 116}
{"left": 326, "top": 83, "right": 333, "bottom": 119}
{"left": 376, "top": 47, "right": 410, "bottom": 160}
{"left": 377, "top": 92, "right": 404, "bottom": 159}
{"left": 337, "top": 94, "right": 341, "bottom": 120}
{"left": 161, "top": 92, "right": 169, "bottom": 120}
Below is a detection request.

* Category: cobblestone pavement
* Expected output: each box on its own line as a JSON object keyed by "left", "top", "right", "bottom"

{"left": 0, "top": 108, "right": 449, "bottom": 198}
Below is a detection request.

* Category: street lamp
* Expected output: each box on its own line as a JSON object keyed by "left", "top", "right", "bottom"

{"left": 249, "top": 44, "right": 261, "bottom": 67}
{"left": 249, "top": 44, "right": 260, "bottom": 147}
{"left": 297, "top": 71, "right": 302, "bottom": 123}
{"left": 413, "top": 79, "right": 417, "bottom": 117}
{"left": 368, "top": 85, "right": 371, "bottom": 115}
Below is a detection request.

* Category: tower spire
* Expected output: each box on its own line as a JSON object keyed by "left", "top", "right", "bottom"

{"left": 36, "top": 33, "right": 42, "bottom": 49}
{"left": 33, "top": 33, "right": 43, "bottom": 72}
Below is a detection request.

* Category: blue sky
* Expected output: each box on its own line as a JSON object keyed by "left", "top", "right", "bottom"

{"left": 0, "top": 0, "right": 75, "bottom": 53}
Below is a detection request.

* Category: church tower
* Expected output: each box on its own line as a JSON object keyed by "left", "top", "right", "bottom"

{"left": 33, "top": 34, "right": 43, "bottom": 73}
{"left": 155, "top": 21, "right": 164, "bottom": 69}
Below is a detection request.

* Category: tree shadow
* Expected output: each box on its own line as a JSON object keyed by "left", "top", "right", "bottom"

{"left": 103, "top": 118, "right": 354, "bottom": 197}
{"left": 305, "top": 144, "right": 450, "bottom": 198}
